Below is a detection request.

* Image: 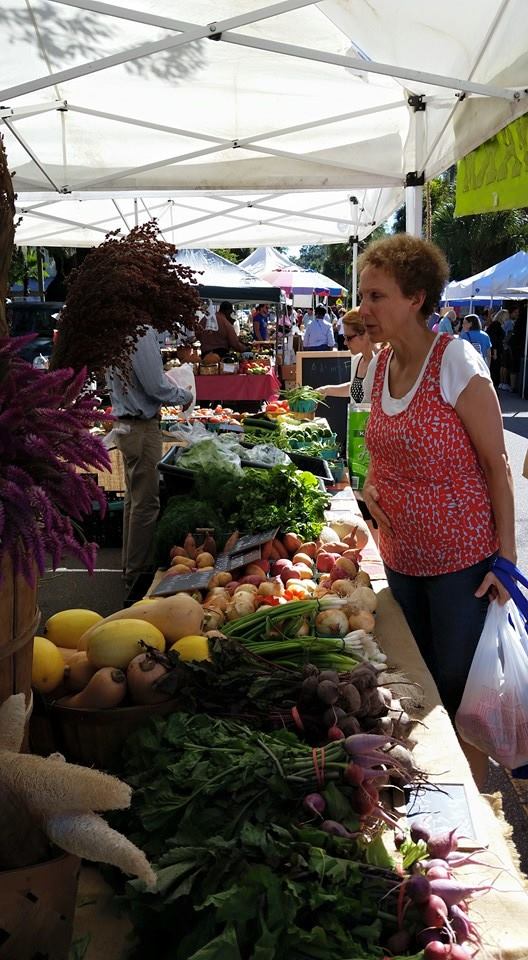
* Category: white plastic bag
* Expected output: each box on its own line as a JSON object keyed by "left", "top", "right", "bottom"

{"left": 455, "top": 600, "right": 528, "bottom": 768}
{"left": 165, "top": 363, "right": 196, "bottom": 418}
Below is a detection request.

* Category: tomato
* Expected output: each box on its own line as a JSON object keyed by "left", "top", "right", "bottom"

{"left": 214, "top": 405, "right": 223, "bottom": 414}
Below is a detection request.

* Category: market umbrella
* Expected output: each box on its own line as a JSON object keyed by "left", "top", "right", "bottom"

{"left": 261, "top": 268, "right": 346, "bottom": 297}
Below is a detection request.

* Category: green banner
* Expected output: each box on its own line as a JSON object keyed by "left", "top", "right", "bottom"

{"left": 455, "top": 114, "right": 528, "bottom": 217}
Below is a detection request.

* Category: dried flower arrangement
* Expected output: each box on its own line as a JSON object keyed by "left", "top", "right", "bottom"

{"left": 0, "top": 335, "right": 110, "bottom": 585}
{"left": 51, "top": 220, "right": 202, "bottom": 378}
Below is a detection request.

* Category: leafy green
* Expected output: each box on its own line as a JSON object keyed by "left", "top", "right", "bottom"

{"left": 155, "top": 462, "right": 328, "bottom": 561}
{"left": 179, "top": 439, "right": 242, "bottom": 475}
{"left": 233, "top": 465, "right": 327, "bottom": 540}
{"left": 115, "top": 714, "right": 398, "bottom": 960}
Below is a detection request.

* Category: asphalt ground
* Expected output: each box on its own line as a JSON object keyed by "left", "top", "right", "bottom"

{"left": 37, "top": 389, "right": 528, "bottom": 874}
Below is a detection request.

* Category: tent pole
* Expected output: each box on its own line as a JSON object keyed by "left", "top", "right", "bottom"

{"left": 352, "top": 237, "right": 358, "bottom": 307}
{"left": 523, "top": 313, "right": 528, "bottom": 400}
{"left": 405, "top": 183, "right": 423, "bottom": 237}
{"left": 134, "top": 198, "right": 139, "bottom": 226}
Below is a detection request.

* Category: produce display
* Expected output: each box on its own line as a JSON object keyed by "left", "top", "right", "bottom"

{"left": 160, "top": 404, "right": 242, "bottom": 427}
{"left": 243, "top": 412, "right": 340, "bottom": 459}
{"left": 116, "top": 712, "right": 491, "bottom": 960}
{"left": 154, "top": 461, "right": 329, "bottom": 562}
{"left": 28, "top": 440, "right": 506, "bottom": 959}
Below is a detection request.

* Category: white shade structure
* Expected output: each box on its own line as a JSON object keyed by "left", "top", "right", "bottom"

{"left": 240, "top": 247, "right": 305, "bottom": 276}
{"left": 444, "top": 251, "right": 528, "bottom": 301}
{"left": 1, "top": 1, "right": 527, "bottom": 246}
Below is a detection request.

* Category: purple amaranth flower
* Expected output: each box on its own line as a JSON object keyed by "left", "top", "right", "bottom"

{"left": 0, "top": 336, "right": 112, "bottom": 586}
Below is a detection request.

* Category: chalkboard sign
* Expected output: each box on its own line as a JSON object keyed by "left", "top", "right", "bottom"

{"left": 296, "top": 351, "right": 351, "bottom": 454}
{"left": 152, "top": 568, "right": 214, "bottom": 597}
{"left": 215, "top": 549, "right": 261, "bottom": 571}
{"left": 227, "top": 528, "right": 278, "bottom": 555}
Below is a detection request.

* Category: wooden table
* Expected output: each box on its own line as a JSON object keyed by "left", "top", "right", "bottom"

{"left": 325, "top": 487, "right": 528, "bottom": 958}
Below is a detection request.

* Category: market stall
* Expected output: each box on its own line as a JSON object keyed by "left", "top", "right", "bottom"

{"left": 25, "top": 402, "right": 528, "bottom": 959}
{"left": 67, "top": 485, "right": 528, "bottom": 960}
{"left": 194, "top": 370, "right": 280, "bottom": 405}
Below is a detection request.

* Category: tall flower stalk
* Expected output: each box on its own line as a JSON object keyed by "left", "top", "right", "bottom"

{"left": 0, "top": 335, "right": 111, "bottom": 586}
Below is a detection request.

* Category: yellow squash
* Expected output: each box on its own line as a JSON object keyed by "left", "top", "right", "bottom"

{"left": 78, "top": 594, "right": 203, "bottom": 649}
{"left": 86, "top": 619, "right": 165, "bottom": 669}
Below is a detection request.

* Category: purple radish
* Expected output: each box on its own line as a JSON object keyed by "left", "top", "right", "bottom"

{"left": 416, "top": 927, "right": 450, "bottom": 948}
{"left": 327, "top": 725, "right": 345, "bottom": 741}
{"left": 427, "top": 828, "right": 458, "bottom": 860}
{"left": 343, "top": 733, "right": 395, "bottom": 755}
{"left": 421, "top": 893, "right": 449, "bottom": 928}
{"left": 410, "top": 819, "right": 431, "bottom": 844}
{"left": 343, "top": 762, "right": 365, "bottom": 786}
{"left": 303, "top": 793, "right": 326, "bottom": 817}
{"left": 423, "top": 944, "right": 473, "bottom": 959}
{"left": 321, "top": 819, "right": 358, "bottom": 839}
{"left": 427, "top": 865, "right": 451, "bottom": 880}
{"left": 449, "top": 903, "right": 481, "bottom": 944}
{"left": 425, "top": 859, "right": 450, "bottom": 872}
{"left": 429, "top": 877, "right": 495, "bottom": 906}
{"left": 405, "top": 873, "right": 431, "bottom": 904}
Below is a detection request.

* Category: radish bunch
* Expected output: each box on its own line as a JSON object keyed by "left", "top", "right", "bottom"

{"left": 386, "top": 823, "right": 495, "bottom": 957}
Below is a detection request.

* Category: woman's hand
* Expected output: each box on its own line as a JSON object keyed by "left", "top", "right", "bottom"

{"left": 475, "top": 571, "right": 510, "bottom": 605}
{"left": 362, "top": 481, "right": 393, "bottom": 536}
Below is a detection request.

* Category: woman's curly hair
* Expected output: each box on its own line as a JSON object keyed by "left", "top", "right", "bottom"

{"left": 358, "top": 233, "right": 449, "bottom": 318}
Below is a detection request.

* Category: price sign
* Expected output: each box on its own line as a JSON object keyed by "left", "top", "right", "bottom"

{"left": 152, "top": 568, "right": 214, "bottom": 597}
{"left": 215, "top": 549, "right": 261, "bottom": 571}
{"left": 226, "top": 528, "right": 278, "bottom": 555}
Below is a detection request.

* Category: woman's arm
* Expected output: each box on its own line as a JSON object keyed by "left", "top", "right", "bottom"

{"left": 319, "top": 382, "right": 350, "bottom": 397}
{"left": 455, "top": 374, "right": 516, "bottom": 601}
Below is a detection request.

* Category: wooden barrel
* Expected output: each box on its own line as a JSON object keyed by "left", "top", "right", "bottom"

{"left": 0, "top": 555, "right": 39, "bottom": 709}
{"left": 0, "top": 852, "right": 80, "bottom": 960}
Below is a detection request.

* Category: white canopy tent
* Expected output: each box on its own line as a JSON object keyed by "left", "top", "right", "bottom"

{"left": 11, "top": 188, "right": 401, "bottom": 248}
{"left": 240, "top": 247, "right": 306, "bottom": 276}
{"left": 1, "top": 0, "right": 527, "bottom": 255}
{"left": 444, "top": 251, "right": 528, "bottom": 301}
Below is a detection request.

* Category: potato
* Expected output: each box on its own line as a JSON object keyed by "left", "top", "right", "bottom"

{"left": 196, "top": 552, "right": 215, "bottom": 568}
{"left": 171, "top": 563, "right": 193, "bottom": 575}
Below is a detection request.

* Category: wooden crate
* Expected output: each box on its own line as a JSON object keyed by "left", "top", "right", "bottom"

{"left": 0, "top": 853, "right": 80, "bottom": 960}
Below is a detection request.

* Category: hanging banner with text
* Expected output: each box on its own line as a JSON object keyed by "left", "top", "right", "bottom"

{"left": 455, "top": 115, "right": 528, "bottom": 217}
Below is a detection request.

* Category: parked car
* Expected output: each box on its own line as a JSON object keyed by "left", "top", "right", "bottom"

{"left": 6, "top": 301, "right": 63, "bottom": 362}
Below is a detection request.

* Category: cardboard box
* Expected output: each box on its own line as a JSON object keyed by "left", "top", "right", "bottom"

{"left": 280, "top": 364, "right": 297, "bottom": 380}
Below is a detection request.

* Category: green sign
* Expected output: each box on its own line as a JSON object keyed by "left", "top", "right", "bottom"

{"left": 455, "top": 114, "right": 528, "bottom": 217}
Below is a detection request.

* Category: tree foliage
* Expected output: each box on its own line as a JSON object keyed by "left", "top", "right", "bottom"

{"left": 393, "top": 172, "right": 528, "bottom": 280}
{"left": 212, "top": 248, "right": 252, "bottom": 264}
{"left": 431, "top": 178, "right": 528, "bottom": 279}
{"left": 292, "top": 226, "right": 388, "bottom": 291}
{"left": 51, "top": 221, "right": 201, "bottom": 376}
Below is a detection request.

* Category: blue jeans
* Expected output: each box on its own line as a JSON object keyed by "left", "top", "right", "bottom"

{"left": 385, "top": 555, "right": 496, "bottom": 719}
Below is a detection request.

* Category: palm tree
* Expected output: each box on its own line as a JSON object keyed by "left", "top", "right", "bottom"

{"left": 432, "top": 180, "right": 528, "bottom": 279}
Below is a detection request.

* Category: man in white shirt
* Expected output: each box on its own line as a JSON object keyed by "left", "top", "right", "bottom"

{"left": 302, "top": 305, "right": 335, "bottom": 351}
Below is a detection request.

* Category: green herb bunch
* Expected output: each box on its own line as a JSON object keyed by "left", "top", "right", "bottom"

{"left": 117, "top": 713, "right": 397, "bottom": 960}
